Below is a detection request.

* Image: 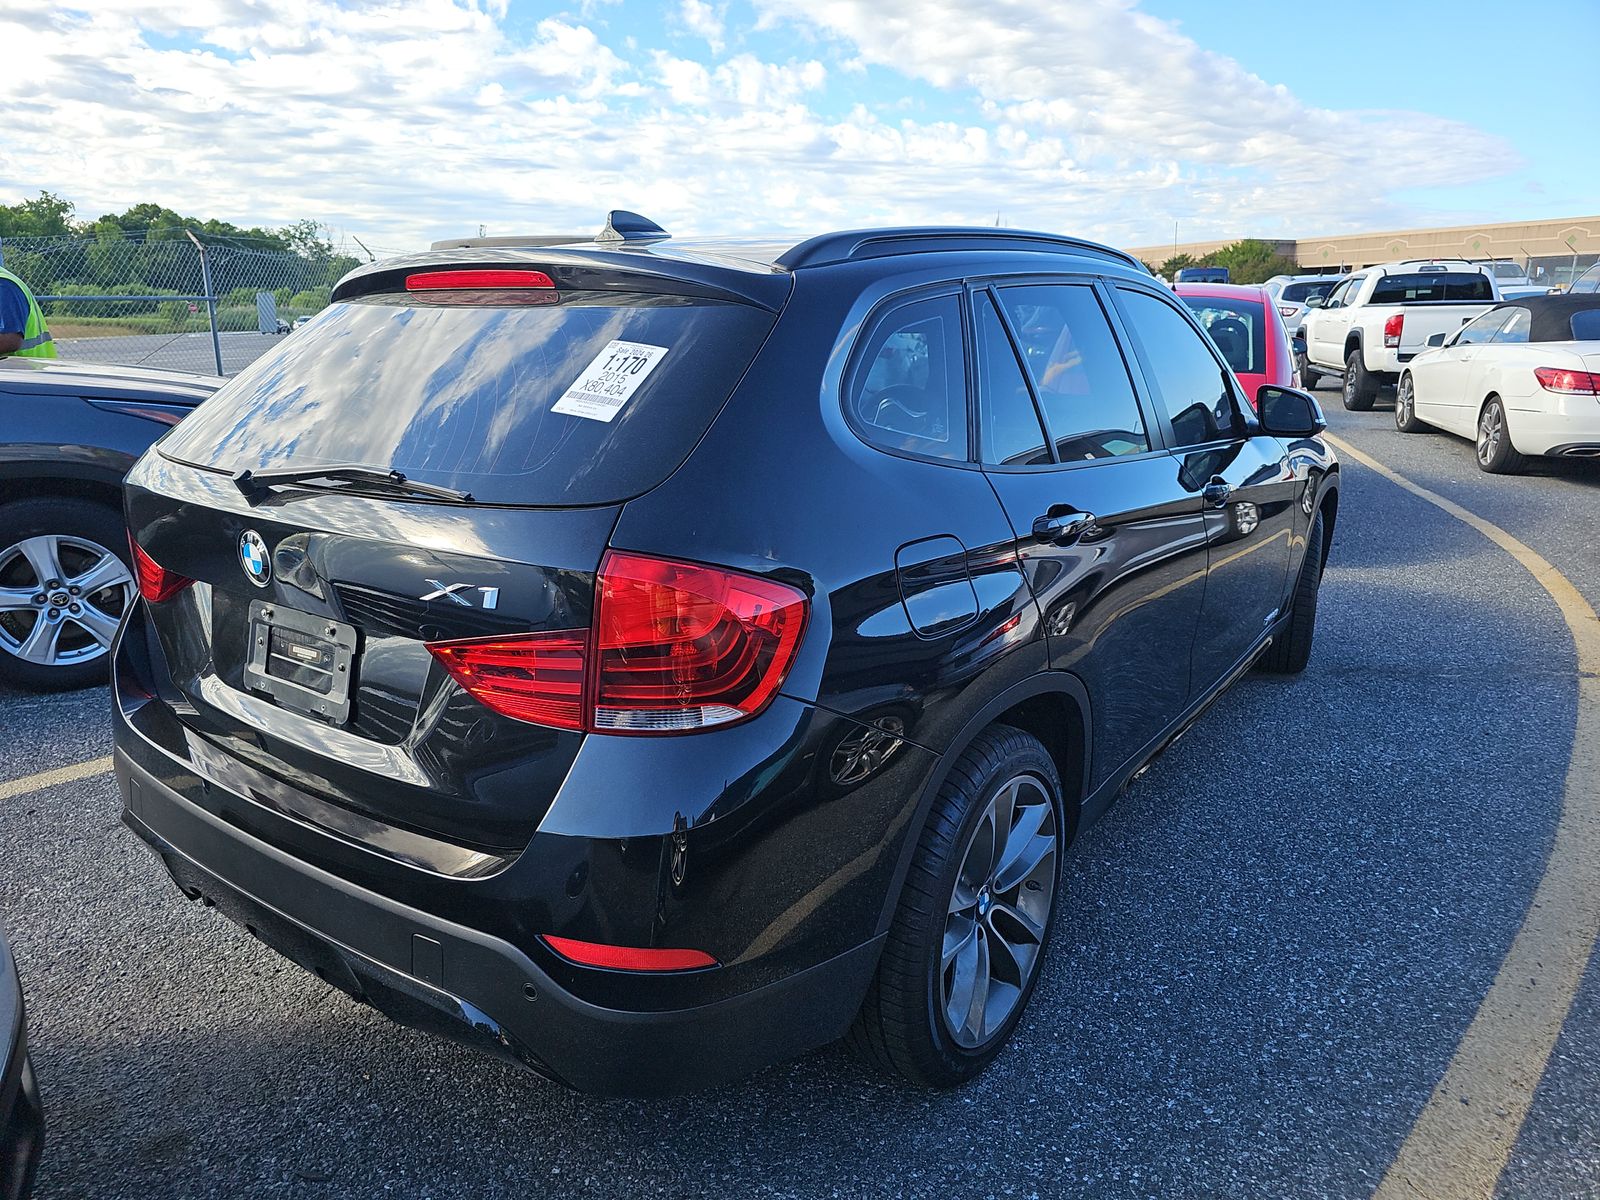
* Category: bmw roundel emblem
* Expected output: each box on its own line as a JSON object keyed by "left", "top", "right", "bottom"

{"left": 239, "top": 530, "right": 272, "bottom": 587}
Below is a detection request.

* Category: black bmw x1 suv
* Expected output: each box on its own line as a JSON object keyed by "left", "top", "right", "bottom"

{"left": 113, "top": 214, "right": 1339, "bottom": 1095}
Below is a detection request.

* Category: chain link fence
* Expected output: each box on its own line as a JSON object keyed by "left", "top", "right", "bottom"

{"left": 0, "top": 232, "right": 391, "bottom": 376}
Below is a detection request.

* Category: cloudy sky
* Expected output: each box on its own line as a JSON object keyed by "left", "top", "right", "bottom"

{"left": 1, "top": 0, "right": 1593, "bottom": 252}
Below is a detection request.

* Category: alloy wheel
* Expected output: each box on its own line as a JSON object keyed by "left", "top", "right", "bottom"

{"left": 1478, "top": 405, "right": 1503, "bottom": 466}
{"left": 0, "top": 534, "right": 134, "bottom": 669}
{"left": 1397, "top": 377, "right": 1413, "bottom": 429}
{"left": 940, "top": 773, "right": 1059, "bottom": 1049}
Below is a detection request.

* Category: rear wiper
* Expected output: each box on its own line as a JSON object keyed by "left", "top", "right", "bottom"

{"left": 233, "top": 464, "right": 473, "bottom": 504}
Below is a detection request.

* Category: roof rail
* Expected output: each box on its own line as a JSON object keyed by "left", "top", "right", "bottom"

{"left": 776, "top": 227, "right": 1148, "bottom": 273}
{"left": 1393, "top": 257, "right": 1479, "bottom": 267}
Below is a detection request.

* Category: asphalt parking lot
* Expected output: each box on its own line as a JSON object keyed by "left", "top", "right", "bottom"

{"left": 55, "top": 331, "right": 283, "bottom": 377}
{"left": 3, "top": 395, "right": 1597, "bottom": 1198}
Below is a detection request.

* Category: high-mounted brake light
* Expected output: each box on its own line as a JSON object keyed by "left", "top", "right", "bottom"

{"left": 128, "top": 536, "right": 194, "bottom": 603}
{"left": 540, "top": 935, "right": 718, "bottom": 973}
{"left": 404, "top": 269, "right": 555, "bottom": 291}
{"left": 1534, "top": 367, "right": 1600, "bottom": 395}
{"left": 1384, "top": 313, "right": 1404, "bottom": 348}
{"left": 426, "top": 552, "right": 809, "bottom": 736}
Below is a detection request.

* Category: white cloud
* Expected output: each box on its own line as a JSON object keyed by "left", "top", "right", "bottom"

{"left": 678, "top": 0, "right": 726, "bottom": 54}
{"left": 0, "top": 0, "right": 1520, "bottom": 252}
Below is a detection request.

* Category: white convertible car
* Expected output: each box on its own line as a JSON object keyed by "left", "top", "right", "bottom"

{"left": 1396, "top": 295, "right": 1600, "bottom": 473}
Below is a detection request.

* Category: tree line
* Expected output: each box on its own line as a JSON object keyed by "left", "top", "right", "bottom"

{"left": 0, "top": 191, "right": 361, "bottom": 331}
{"left": 1144, "top": 238, "right": 1302, "bottom": 284}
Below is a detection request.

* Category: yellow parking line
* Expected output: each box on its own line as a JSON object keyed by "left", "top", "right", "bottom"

{"left": 1324, "top": 435, "right": 1600, "bottom": 1200}
{"left": 0, "top": 755, "right": 114, "bottom": 803}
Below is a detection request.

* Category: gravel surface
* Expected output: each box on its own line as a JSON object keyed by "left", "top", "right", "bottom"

{"left": 1, "top": 392, "right": 1595, "bottom": 1198}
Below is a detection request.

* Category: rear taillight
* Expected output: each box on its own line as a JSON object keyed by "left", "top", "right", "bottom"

{"left": 128, "top": 536, "right": 193, "bottom": 603}
{"left": 425, "top": 631, "right": 588, "bottom": 730}
{"left": 1278, "top": 304, "right": 1299, "bottom": 319}
{"left": 539, "top": 935, "right": 718, "bottom": 972}
{"left": 1534, "top": 367, "right": 1600, "bottom": 395}
{"left": 1384, "top": 313, "right": 1404, "bottom": 348}
{"left": 426, "top": 552, "right": 808, "bottom": 736}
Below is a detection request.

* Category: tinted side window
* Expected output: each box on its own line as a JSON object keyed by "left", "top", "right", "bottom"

{"left": 848, "top": 294, "right": 968, "bottom": 461}
{"left": 1456, "top": 310, "right": 1509, "bottom": 346}
{"left": 1116, "top": 289, "right": 1244, "bottom": 447}
{"left": 1492, "top": 309, "right": 1531, "bottom": 344}
{"left": 996, "top": 285, "right": 1150, "bottom": 463}
{"left": 975, "top": 294, "right": 1050, "bottom": 466}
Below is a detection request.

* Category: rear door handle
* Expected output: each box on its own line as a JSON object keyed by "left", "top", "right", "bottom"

{"left": 1032, "top": 510, "right": 1098, "bottom": 545}
{"left": 1203, "top": 479, "right": 1233, "bottom": 508}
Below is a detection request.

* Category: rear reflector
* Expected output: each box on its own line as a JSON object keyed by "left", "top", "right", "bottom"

{"left": 1383, "top": 313, "right": 1404, "bottom": 348}
{"left": 540, "top": 935, "right": 718, "bottom": 972}
{"left": 128, "top": 536, "right": 193, "bottom": 603}
{"left": 1534, "top": 367, "right": 1600, "bottom": 395}
{"left": 405, "top": 269, "right": 555, "bottom": 291}
{"left": 426, "top": 552, "right": 808, "bottom": 736}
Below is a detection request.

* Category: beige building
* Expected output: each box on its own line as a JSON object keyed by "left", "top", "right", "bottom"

{"left": 1128, "top": 214, "right": 1600, "bottom": 283}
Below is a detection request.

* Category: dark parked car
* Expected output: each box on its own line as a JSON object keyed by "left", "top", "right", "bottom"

{"left": 1, "top": 926, "right": 42, "bottom": 1200}
{"left": 114, "top": 216, "right": 1339, "bottom": 1095}
{"left": 0, "top": 359, "right": 220, "bottom": 690}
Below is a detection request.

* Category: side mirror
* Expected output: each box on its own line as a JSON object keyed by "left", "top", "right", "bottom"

{"left": 1425, "top": 332, "right": 1447, "bottom": 348}
{"left": 1305, "top": 296, "right": 1325, "bottom": 309}
{"left": 1257, "top": 385, "right": 1327, "bottom": 439}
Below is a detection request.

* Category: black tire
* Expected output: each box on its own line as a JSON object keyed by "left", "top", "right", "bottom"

{"left": 0, "top": 497, "right": 136, "bottom": 691}
{"left": 1395, "top": 373, "right": 1427, "bottom": 433}
{"left": 1342, "top": 347, "right": 1376, "bottom": 411}
{"left": 1475, "top": 396, "right": 1526, "bottom": 475}
{"left": 1296, "top": 344, "right": 1320, "bottom": 389}
{"left": 847, "top": 725, "right": 1065, "bottom": 1088}
{"left": 1259, "top": 508, "right": 1326, "bottom": 675}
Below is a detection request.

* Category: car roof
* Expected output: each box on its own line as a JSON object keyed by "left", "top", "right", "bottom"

{"left": 1173, "top": 282, "right": 1270, "bottom": 302}
{"left": 0, "top": 357, "right": 224, "bottom": 401}
{"left": 1489, "top": 293, "right": 1600, "bottom": 341}
{"left": 334, "top": 215, "right": 1151, "bottom": 310}
{"left": 1370, "top": 258, "right": 1490, "bottom": 274}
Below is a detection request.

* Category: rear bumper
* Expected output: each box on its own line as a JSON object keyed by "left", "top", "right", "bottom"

{"left": 116, "top": 744, "right": 882, "bottom": 1096}
{"left": 1506, "top": 403, "right": 1600, "bottom": 457}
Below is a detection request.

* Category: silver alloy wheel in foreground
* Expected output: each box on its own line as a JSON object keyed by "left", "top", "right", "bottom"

{"left": 0, "top": 534, "right": 134, "bottom": 669}
{"left": 941, "top": 772, "right": 1059, "bottom": 1049}
{"left": 1478, "top": 403, "right": 1504, "bottom": 467}
{"left": 1396, "top": 375, "right": 1414, "bottom": 430}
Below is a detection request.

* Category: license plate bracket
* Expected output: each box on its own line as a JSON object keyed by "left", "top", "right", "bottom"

{"left": 244, "top": 601, "right": 357, "bottom": 724}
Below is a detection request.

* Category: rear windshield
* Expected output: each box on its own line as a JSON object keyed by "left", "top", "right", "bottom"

{"left": 1282, "top": 281, "right": 1337, "bottom": 303}
{"left": 159, "top": 292, "right": 776, "bottom": 506}
{"left": 1369, "top": 272, "right": 1494, "bottom": 303}
{"left": 1179, "top": 296, "right": 1267, "bottom": 375}
{"left": 1571, "top": 309, "right": 1600, "bottom": 340}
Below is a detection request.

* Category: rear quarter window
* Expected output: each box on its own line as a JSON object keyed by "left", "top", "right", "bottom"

{"left": 158, "top": 292, "right": 776, "bottom": 506}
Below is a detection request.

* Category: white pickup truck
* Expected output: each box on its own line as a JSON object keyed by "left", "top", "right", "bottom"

{"left": 1298, "top": 260, "right": 1501, "bottom": 410}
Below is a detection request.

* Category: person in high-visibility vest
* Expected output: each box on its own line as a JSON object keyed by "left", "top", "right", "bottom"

{"left": 0, "top": 266, "right": 57, "bottom": 357}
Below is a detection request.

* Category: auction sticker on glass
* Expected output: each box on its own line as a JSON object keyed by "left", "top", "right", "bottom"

{"left": 552, "top": 340, "right": 671, "bottom": 422}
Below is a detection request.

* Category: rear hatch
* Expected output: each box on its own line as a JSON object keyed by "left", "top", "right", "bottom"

{"left": 126, "top": 261, "right": 782, "bottom": 858}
